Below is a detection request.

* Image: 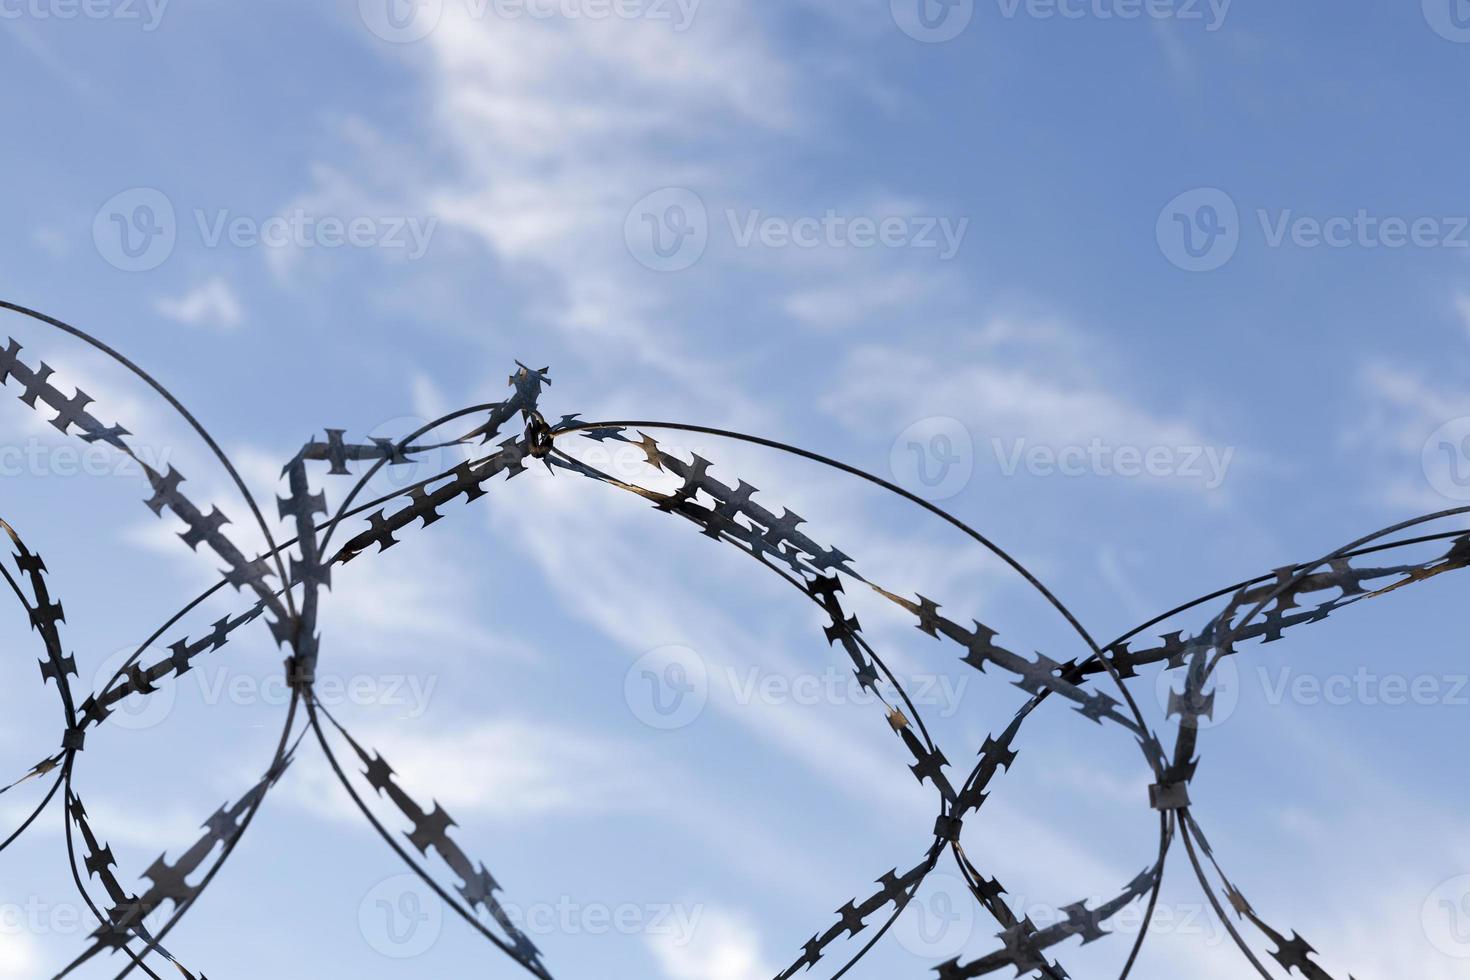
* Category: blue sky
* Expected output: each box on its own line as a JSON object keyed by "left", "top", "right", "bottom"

{"left": 1, "top": 1, "right": 1470, "bottom": 978}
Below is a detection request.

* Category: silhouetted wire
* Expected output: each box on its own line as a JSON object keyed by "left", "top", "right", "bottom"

{"left": 0, "top": 302, "right": 1462, "bottom": 980}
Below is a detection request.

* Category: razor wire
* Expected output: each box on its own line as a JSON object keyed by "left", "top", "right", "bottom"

{"left": 0, "top": 299, "right": 1463, "bottom": 980}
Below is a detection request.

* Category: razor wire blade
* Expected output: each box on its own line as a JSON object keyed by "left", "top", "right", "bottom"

{"left": 0, "top": 299, "right": 1463, "bottom": 980}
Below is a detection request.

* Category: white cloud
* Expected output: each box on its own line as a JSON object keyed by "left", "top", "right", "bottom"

{"left": 487, "top": 466, "right": 927, "bottom": 823}
{"left": 155, "top": 277, "right": 244, "bottom": 330}
{"left": 318, "top": 531, "right": 536, "bottom": 664}
{"left": 1350, "top": 361, "right": 1466, "bottom": 456}
{"left": 409, "top": 370, "right": 452, "bottom": 426}
{"left": 781, "top": 270, "right": 941, "bottom": 331}
{"left": 646, "top": 906, "right": 774, "bottom": 980}
{"left": 0, "top": 788, "right": 217, "bottom": 853}
{"left": 412, "top": 7, "right": 792, "bottom": 377}
{"left": 0, "top": 929, "right": 39, "bottom": 980}
{"left": 71, "top": 796, "right": 219, "bottom": 851}
{"left": 1339, "top": 288, "right": 1470, "bottom": 511}
{"left": 821, "top": 315, "right": 1240, "bottom": 495}
{"left": 0, "top": 328, "right": 170, "bottom": 449}
{"left": 3, "top": 22, "right": 98, "bottom": 102}
{"left": 116, "top": 446, "right": 289, "bottom": 603}
{"left": 31, "top": 225, "right": 67, "bottom": 259}
{"left": 1344, "top": 359, "right": 1470, "bottom": 511}
{"left": 1152, "top": 18, "right": 1198, "bottom": 86}
{"left": 286, "top": 717, "right": 657, "bottom": 824}
{"left": 311, "top": 6, "right": 810, "bottom": 413}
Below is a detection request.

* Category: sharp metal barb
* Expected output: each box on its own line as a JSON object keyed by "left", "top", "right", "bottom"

{"left": 0, "top": 303, "right": 1457, "bottom": 980}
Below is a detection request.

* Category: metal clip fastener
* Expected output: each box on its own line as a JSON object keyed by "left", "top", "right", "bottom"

{"left": 525, "top": 410, "right": 554, "bottom": 459}
{"left": 933, "top": 814, "right": 963, "bottom": 841}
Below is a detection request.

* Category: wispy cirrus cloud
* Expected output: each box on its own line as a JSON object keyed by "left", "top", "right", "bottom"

{"left": 155, "top": 277, "right": 244, "bottom": 331}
